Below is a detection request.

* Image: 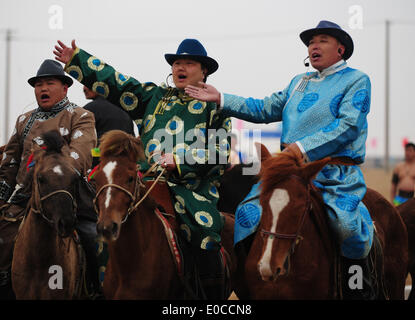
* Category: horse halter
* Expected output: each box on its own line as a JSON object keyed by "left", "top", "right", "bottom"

{"left": 32, "top": 178, "right": 77, "bottom": 226}
{"left": 260, "top": 174, "right": 312, "bottom": 254}
{"left": 93, "top": 161, "right": 166, "bottom": 224}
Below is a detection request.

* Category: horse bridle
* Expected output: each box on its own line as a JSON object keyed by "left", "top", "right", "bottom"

{"left": 93, "top": 162, "right": 166, "bottom": 224}
{"left": 31, "top": 176, "right": 78, "bottom": 226}
{"left": 260, "top": 174, "right": 312, "bottom": 254}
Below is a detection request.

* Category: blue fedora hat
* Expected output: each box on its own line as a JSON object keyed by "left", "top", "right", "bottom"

{"left": 299, "top": 20, "right": 354, "bottom": 60}
{"left": 165, "top": 39, "right": 219, "bottom": 75}
{"left": 28, "top": 59, "right": 73, "bottom": 87}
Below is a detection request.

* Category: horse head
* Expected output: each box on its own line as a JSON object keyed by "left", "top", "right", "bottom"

{"left": 257, "top": 152, "right": 343, "bottom": 281}
{"left": 93, "top": 130, "right": 145, "bottom": 241}
{"left": 31, "top": 130, "right": 78, "bottom": 237}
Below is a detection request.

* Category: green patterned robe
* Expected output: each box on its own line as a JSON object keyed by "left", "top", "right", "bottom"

{"left": 65, "top": 48, "right": 231, "bottom": 250}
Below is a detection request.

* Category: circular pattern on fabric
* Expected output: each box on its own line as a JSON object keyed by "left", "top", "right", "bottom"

{"left": 145, "top": 139, "right": 161, "bottom": 158}
{"left": 66, "top": 66, "right": 83, "bottom": 82}
{"left": 201, "top": 236, "right": 217, "bottom": 250}
{"left": 195, "top": 211, "right": 213, "bottom": 227}
{"left": 352, "top": 89, "right": 370, "bottom": 113}
{"left": 183, "top": 173, "right": 201, "bottom": 190}
{"left": 237, "top": 203, "right": 261, "bottom": 228}
{"left": 173, "top": 143, "right": 189, "bottom": 164}
{"left": 188, "top": 100, "right": 206, "bottom": 114}
{"left": 193, "top": 123, "right": 207, "bottom": 143}
{"left": 209, "top": 109, "right": 218, "bottom": 126}
{"left": 191, "top": 148, "right": 208, "bottom": 164}
{"left": 92, "top": 82, "right": 109, "bottom": 98}
{"left": 297, "top": 93, "right": 319, "bottom": 112}
{"left": 87, "top": 56, "right": 105, "bottom": 71}
{"left": 115, "top": 71, "right": 130, "bottom": 85}
{"left": 180, "top": 224, "right": 191, "bottom": 242}
{"left": 322, "top": 119, "right": 340, "bottom": 132}
{"left": 222, "top": 118, "right": 232, "bottom": 131}
{"left": 143, "top": 115, "right": 156, "bottom": 133}
{"left": 330, "top": 94, "right": 344, "bottom": 117}
{"left": 120, "top": 92, "right": 138, "bottom": 111}
{"left": 335, "top": 194, "right": 360, "bottom": 212}
{"left": 135, "top": 119, "right": 143, "bottom": 132}
{"left": 166, "top": 116, "right": 184, "bottom": 135}
{"left": 209, "top": 184, "right": 219, "bottom": 198}
{"left": 174, "top": 195, "right": 186, "bottom": 214}
{"left": 192, "top": 192, "right": 210, "bottom": 202}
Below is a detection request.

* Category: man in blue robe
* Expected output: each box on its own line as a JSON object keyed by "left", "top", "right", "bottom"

{"left": 186, "top": 20, "right": 375, "bottom": 299}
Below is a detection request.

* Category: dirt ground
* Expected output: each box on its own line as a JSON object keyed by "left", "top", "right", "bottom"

{"left": 361, "top": 166, "right": 393, "bottom": 201}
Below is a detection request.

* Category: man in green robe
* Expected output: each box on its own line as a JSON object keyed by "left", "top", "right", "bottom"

{"left": 54, "top": 38, "right": 231, "bottom": 299}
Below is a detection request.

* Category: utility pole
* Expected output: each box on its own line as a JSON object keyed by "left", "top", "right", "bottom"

{"left": 3, "top": 29, "right": 12, "bottom": 145}
{"left": 384, "top": 20, "right": 390, "bottom": 171}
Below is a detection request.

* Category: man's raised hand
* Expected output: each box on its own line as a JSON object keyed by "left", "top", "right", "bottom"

{"left": 185, "top": 82, "right": 221, "bottom": 105}
{"left": 53, "top": 40, "right": 77, "bottom": 65}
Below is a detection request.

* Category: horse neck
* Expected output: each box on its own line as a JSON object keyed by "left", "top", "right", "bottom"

{"left": 108, "top": 198, "right": 165, "bottom": 268}
{"left": 21, "top": 209, "right": 70, "bottom": 263}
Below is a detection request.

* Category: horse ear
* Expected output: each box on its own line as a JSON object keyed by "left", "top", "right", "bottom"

{"left": 302, "top": 157, "right": 333, "bottom": 181}
{"left": 255, "top": 142, "right": 272, "bottom": 163}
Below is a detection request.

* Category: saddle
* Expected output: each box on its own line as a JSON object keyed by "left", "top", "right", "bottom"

{"left": 145, "top": 180, "right": 230, "bottom": 300}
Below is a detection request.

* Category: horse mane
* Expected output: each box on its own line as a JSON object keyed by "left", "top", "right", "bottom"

{"left": 41, "top": 130, "right": 65, "bottom": 154}
{"left": 259, "top": 152, "right": 306, "bottom": 195}
{"left": 99, "top": 130, "right": 145, "bottom": 162}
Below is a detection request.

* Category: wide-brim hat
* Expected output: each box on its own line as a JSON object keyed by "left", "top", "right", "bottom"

{"left": 299, "top": 20, "right": 354, "bottom": 60}
{"left": 165, "top": 39, "right": 219, "bottom": 75}
{"left": 28, "top": 59, "right": 73, "bottom": 87}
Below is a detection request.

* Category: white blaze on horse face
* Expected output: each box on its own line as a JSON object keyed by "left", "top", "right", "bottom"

{"left": 52, "top": 165, "right": 63, "bottom": 176}
{"left": 258, "top": 188, "right": 290, "bottom": 280}
{"left": 102, "top": 161, "right": 117, "bottom": 209}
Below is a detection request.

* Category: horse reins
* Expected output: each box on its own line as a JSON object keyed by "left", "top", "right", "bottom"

{"left": 93, "top": 161, "right": 166, "bottom": 224}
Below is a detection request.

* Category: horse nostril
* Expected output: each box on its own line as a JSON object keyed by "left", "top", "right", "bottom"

{"left": 111, "top": 222, "right": 118, "bottom": 237}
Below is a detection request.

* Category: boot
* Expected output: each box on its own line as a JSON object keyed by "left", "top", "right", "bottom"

{"left": 341, "top": 256, "right": 376, "bottom": 300}
{"left": 0, "top": 269, "right": 15, "bottom": 300}
{"left": 194, "top": 248, "right": 226, "bottom": 300}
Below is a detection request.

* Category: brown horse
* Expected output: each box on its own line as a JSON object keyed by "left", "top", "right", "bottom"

{"left": 92, "top": 130, "right": 237, "bottom": 299}
{"left": 397, "top": 198, "right": 415, "bottom": 299}
{"left": 11, "top": 131, "right": 83, "bottom": 299}
{"left": 243, "top": 152, "right": 408, "bottom": 299}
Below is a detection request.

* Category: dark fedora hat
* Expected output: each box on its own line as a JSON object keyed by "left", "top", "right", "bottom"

{"left": 28, "top": 59, "right": 73, "bottom": 87}
{"left": 165, "top": 39, "right": 219, "bottom": 75}
{"left": 299, "top": 20, "right": 354, "bottom": 60}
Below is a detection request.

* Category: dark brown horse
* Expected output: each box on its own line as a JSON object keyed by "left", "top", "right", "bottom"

{"left": 11, "top": 131, "right": 83, "bottom": 299}
{"left": 396, "top": 198, "right": 415, "bottom": 299}
{"left": 243, "top": 152, "right": 408, "bottom": 299}
{"left": 93, "top": 130, "right": 237, "bottom": 299}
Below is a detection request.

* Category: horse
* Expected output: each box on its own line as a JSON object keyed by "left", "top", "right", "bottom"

{"left": 11, "top": 130, "right": 84, "bottom": 299}
{"left": 396, "top": 198, "right": 415, "bottom": 299}
{"left": 92, "top": 130, "right": 237, "bottom": 299}
{"left": 243, "top": 152, "right": 408, "bottom": 299}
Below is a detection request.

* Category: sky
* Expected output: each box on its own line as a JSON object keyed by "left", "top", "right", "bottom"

{"left": 0, "top": 0, "right": 414, "bottom": 161}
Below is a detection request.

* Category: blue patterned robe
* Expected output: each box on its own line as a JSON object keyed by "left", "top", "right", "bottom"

{"left": 225, "top": 60, "right": 373, "bottom": 259}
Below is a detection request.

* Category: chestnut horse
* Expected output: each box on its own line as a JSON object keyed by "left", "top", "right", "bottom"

{"left": 397, "top": 198, "right": 415, "bottom": 299}
{"left": 11, "top": 131, "right": 84, "bottom": 299}
{"left": 244, "top": 152, "right": 408, "bottom": 299}
{"left": 93, "top": 130, "right": 237, "bottom": 299}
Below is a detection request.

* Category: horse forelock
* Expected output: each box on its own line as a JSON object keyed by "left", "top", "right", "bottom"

{"left": 41, "top": 130, "right": 65, "bottom": 154}
{"left": 259, "top": 153, "right": 303, "bottom": 195}
{"left": 100, "top": 130, "right": 144, "bottom": 162}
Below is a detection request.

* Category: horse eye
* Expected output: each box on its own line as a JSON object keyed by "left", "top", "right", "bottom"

{"left": 38, "top": 175, "right": 45, "bottom": 183}
{"left": 128, "top": 176, "right": 134, "bottom": 184}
